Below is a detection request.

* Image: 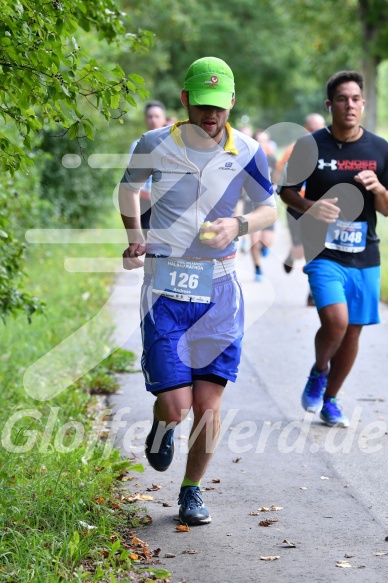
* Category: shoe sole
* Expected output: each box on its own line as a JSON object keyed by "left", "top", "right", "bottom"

{"left": 179, "top": 515, "right": 212, "bottom": 526}
{"left": 302, "top": 401, "right": 323, "bottom": 414}
{"left": 320, "top": 416, "right": 349, "bottom": 428}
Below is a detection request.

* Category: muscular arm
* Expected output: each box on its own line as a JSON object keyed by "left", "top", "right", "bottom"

{"left": 374, "top": 188, "right": 388, "bottom": 216}
{"left": 280, "top": 187, "right": 312, "bottom": 214}
{"left": 119, "top": 184, "right": 147, "bottom": 269}
{"left": 354, "top": 171, "right": 388, "bottom": 217}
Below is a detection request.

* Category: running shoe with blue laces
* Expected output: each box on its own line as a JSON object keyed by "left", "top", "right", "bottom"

{"left": 320, "top": 398, "right": 349, "bottom": 427}
{"left": 178, "top": 486, "right": 211, "bottom": 525}
{"left": 145, "top": 417, "right": 175, "bottom": 472}
{"left": 301, "top": 365, "right": 328, "bottom": 413}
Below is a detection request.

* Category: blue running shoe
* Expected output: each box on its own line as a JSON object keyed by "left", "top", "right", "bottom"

{"left": 261, "top": 245, "right": 270, "bottom": 258}
{"left": 145, "top": 417, "right": 175, "bottom": 472}
{"left": 178, "top": 486, "right": 211, "bottom": 525}
{"left": 320, "top": 398, "right": 349, "bottom": 427}
{"left": 301, "top": 366, "right": 328, "bottom": 413}
{"left": 255, "top": 266, "right": 263, "bottom": 282}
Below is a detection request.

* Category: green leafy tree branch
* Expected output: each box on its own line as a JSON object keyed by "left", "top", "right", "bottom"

{"left": 0, "top": 0, "right": 152, "bottom": 320}
{"left": 0, "top": 0, "right": 153, "bottom": 174}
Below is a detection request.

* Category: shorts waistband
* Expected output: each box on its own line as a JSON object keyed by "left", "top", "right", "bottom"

{"left": 144, "top": 255, "right": 236, "bottom": 279}
{"left": 145, "top": 252, "right": 236, "bottom": 261}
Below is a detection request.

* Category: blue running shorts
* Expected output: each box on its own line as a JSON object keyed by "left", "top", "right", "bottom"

{"left": 140, "top": 272, "right": 244, "bottom": 393}
{"left": 303, "top": 258, "right": 380, "bottom": 325}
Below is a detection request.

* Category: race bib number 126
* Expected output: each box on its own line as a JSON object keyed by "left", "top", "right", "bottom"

{"left": 152, "top": 257, "right": 214, "bottom": 303}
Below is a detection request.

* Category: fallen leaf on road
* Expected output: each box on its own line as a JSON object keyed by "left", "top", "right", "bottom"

{"left": 282, "top": 539, "right": 297, "bottom": 548}
{"left": 300, "top": 487, "right": 308, "bottom": 490}
{"left": 153, "top": 548, "right": 161, "bottom": 557}
{"left": 212, "top": 478, "right": 221, "bottom": 483}
{"left": 204, "top": 487, "right": 215, "bottom": 491}
{"left": 164, "top": 553, "right": 176, "bottom": 558}
{"left": 320, "top": 476, "right": 330, "bottom": 480}
{"left": 336, "top": 560, "right": 351, "bottom": 568}
{"left": 162, "top": 502, "right": 172, "bottom": 507}
{"left": 125, "top": 494, "right": 154, "bottom": 503}
{"left": 147, "top": 483, "right": 162, "bottom": 491}
{"left": 182, "top": 549, "right": 200, "bottom": 554}
{"left": 344, "top": 553, "right": 354, "bottom": 558}
{"left": 270, "top": 505, "right": 283, "bottom": 511}
{"left": 385, "top": 536, "right": 388, "bottom": 541}
{"left": 260, "top": 556, "right": 280, "bottom": 561}
{"left": 374, "top": 551, "right": 388, "bottom": 556}
{"left": 232, "top": 457, "right": 242, "bottom": 463}
{"left": 249, "top": 511, "right": 260, "bottom": 516}
{"left": 176, "top": 525, "right": 190, "bottom": 532}
{"left": 131, "top": 537, "right": 146, "bottom": 546}
{"left": 259, "top": 518, "right": 278, "bottom": 526}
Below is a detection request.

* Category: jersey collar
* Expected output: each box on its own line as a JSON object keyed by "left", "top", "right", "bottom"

{"left": 170, "top": 121, "right": 239, "bottom": 155}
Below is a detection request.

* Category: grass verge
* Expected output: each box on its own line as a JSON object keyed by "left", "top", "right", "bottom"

{"left": 0, "top": 227, "right": 170, "bottom": 582}
{"left": 378, "top": 215, "right": 388, "bottom": 302}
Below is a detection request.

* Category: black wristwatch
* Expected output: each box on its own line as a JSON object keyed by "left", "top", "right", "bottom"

{"left": 234, "top": 215, "right": 249, "bottom": 241}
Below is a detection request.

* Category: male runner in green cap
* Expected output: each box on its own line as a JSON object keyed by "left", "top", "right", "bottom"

{"left": 119, "top": 56, "right": 276, "bottom": 525}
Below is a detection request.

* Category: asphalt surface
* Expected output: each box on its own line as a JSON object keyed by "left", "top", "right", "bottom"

{"left": 108, "top": 219, "right": 388, "bottom": 582}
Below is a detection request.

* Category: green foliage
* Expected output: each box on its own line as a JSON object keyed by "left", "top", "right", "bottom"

{"left": 73, "top": 348, "right": 137, "bottom": 395}
{"left": 0, "top": 0, "right": 152, "bottom": 320}
{"left": 120, "top": 0, "right": 388, "bottom": 130}
{"left": 102, "top": 348, "right": 138, "bottom": 373}
{"left": 39, "top": 129, "right": 114, "bottom": 227}
{"left": 0, "top": 222, "right": 44, "bottom": 322}
{"left": 0, "top": 138, "right": 48, "bottom": 321}
{"left": 0, "top": 235, "right": 170, "bottom": 582}
{"left": 0, "top": 0, "right": 152, "bottom": 176}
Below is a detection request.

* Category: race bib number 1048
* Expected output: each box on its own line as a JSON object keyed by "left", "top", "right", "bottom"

{"left": 325, "top": 220, "right": 367, "bottom": 253}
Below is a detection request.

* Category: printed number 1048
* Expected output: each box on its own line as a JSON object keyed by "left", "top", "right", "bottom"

{"left": 333, "top": 230, "right": 363, "bottom": 244}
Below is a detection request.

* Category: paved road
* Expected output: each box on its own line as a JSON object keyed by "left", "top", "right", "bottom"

{"left": 109, "top": 220, "right": 388, "bottom": 582}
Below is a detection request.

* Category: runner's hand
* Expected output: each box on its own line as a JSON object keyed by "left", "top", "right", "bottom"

{"left": 200, "top": 217, "right": 238, "bottom": 249}
{"left": 122, "top": 243, "right": 146, "bottom": 270}
{"left": 308, "top": 197, "right": 340, "bottom": 223}
{"left": 355, "top": 171, "right": 384, "bottom": 194}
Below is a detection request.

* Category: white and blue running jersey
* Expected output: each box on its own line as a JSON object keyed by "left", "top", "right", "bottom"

{"left": 121, "top": 121, "right": 275, "bottom": 259}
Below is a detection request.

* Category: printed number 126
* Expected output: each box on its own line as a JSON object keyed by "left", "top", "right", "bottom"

{"left": 170, "top": 271, "right": 199, "bottom": 289}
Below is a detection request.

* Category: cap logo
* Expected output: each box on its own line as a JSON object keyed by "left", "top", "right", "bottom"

{"left": 204, "top": 75, "right": 219, "bottom": 88}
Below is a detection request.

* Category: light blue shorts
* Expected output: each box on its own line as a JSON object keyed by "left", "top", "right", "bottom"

{"left": 303, "top": 259, "right": 380, "bottom": 325}
{"left": 140, "top": 272, "right": 244, "bottom": 393}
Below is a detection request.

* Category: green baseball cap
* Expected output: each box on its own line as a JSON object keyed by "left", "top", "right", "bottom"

{"left": 184, "top": 56, "right": 235, "bottom": 110}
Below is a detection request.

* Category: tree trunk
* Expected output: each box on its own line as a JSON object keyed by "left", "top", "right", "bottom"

{"left": 361, "top": 55, "right": 378, "bottom": 131}
{"left": 358, "top": 0, "right": 380, "bottom": 132}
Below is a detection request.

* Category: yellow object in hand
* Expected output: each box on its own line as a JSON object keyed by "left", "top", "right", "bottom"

{"left": 200, "top": 221, "right": 216, "bottom": 240}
